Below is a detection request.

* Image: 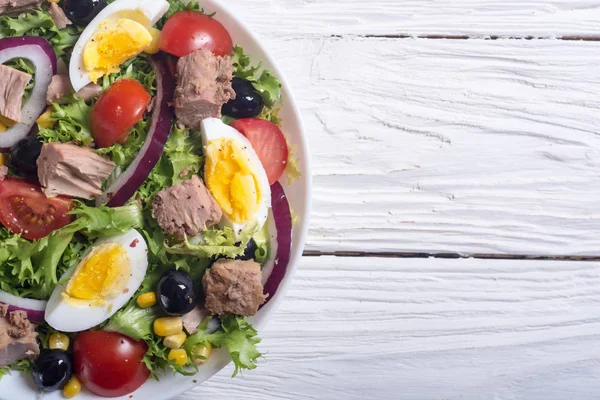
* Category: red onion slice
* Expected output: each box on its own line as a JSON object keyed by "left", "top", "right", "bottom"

{"left": 97, "top": 54, "right": 175, "bottom": 207}
{"left": 261, "top": 182, "right": 292, "bottom": 307}
{"left": 0, "top": 289, "right": 46, "bottom": 322}
{"left": 0, "top": 36, "right": 57, "bottom": 151}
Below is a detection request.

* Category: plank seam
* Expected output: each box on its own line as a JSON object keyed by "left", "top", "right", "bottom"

{"left": 331, "top": 34, "right": 600, "bottom": 41}
{"left": 303, "top": 251, "right": 600, "bottom": 261}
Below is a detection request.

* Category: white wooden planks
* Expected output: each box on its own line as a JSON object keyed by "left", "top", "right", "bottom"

{"left": 259, "top": 37, "right": 600, "bottom": 255}
{"left": 224, "top": 0, "right": 600, "bottom": 37}
{"left": 179, "top": 256, "right": 600, "bottom": 400}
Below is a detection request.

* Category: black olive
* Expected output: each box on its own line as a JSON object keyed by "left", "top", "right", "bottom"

{"left": 63, "top": 0, "right": 108, "bottom": 25}
{"left": 157, "top": 270, "right": 197, "bottom": 316}
{"left": 32, "top": 350, "right": 72, "bottom": 392}
{"left": 236, "top": 239, "right": 258, "bottom": 261}
{"left": 10, "top": 136, "right": 42, "bottom": 178}
{"left": 222, "top": 78, "right": 264, "bottom": 119}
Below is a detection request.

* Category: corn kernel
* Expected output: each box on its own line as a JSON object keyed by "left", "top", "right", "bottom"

{"left": 136, "top": 292, "right": 157, "bottom": 308}
{"left": 168, "top": 348, "right": 188, "bottom": 366}
{"left": 153, "top": 317, "right": 182, "bottom": 337}
{"left": 144, "top": 28, "right": 162, "bottom": 55}
{"left": 48, "top": 0, "right": 60, "bottom": 3}
{"left": 49, "top": 333, "right": 70, "bottom": 351}
{"left": 0, "top": 115, "right": 15, "bottom": 132}
{"left": 163, "top": 331, "right": 187, "bottom": 349}
{"left": 63, "top": 376, "right": 81, "bottom": 398}
{"left": 36, "top": 108, "right": 56, "bottom": 129}
{"left": 192, "top": 343, "right": 212, "bottom": 366}
{"left": 0, "top": 153, "right": 5, "bottom": 165}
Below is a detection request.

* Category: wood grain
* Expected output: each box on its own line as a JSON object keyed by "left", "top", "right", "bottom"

{"left": 262, "top": 37, "right": 600, "bottom": 255}
{"left": 178, "top": 256, "right": 600, "bottom": 400}
{"left": 223, "top": 0, "right": 600, "bottom": 37}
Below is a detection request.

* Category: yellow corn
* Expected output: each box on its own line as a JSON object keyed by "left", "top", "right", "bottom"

{"left": 0, "top": 154, "right": 5, "bottom": 165}
{"left": 36, "top": 108, "right": 55, "bottom": 129}
{"left": 168, "top": 349, "right": 188, "bottom": 366}
{"left": 153, "top": 317, "right": 182, "bottom": 337}
{"left": 163, "top": 331, "right": 187, "bottom": 349}
{"left": 63, "top": 376, "right": 81, "bottom": 398}
{"left": 49, "top": 333, "right": 70, "bottom": 351}
{"left": 136, "top": 292, "right": 157, "bottom": 309}
{"left": 144, "top": 28, "right": 162, "bottom": 55}
{"left": 48, "top": 0, "right": 60, "bottom": 3}
{"left": 192, "top": 343, "right": 212, "bottom": 366}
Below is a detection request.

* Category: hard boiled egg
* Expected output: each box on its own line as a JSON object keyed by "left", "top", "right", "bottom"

{"left": 45, "top": 229, "right": 148, "bottom": 332}
{"left": 201, "top": 118, "right": 272, "bottom": 239}
{"left": 69, "top": 0, "right": 169, "bottom": 92}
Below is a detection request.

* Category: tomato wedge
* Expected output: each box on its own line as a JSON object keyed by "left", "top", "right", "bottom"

{"left": 74, "top": 331, "right": 149, "bottom": 398}
{"left": 159, "top": 11, "right": 233, "bottom": 57}
{"left": 231, "top": 118, "right": 289, "bottom": 185}
{"left": 0, "top": 178, "right": 72, "bottom": 240}
{"left": 90, "top": 79, "right": 151, "bottom": 149}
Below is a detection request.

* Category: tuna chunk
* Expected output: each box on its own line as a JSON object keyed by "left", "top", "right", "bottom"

{"left": 47, "top": 74, "right": 102, "bottom": 105}
{"left": 152, "top": 175, "right": 222, "bottom": 239}
{"left": 0, "top": 65, "right": 31, "bottom": 123}
{"left": 174, "top": 49, "right": 235, "bottom": 130}
{"left": 182, "top": 305, "right": 209, "bottom": 335}
{"left": 0, "top": 305, "right": 39, "bottom": 367}
{"left": 0, "top": 0, "right": 42, "bottom": 16}
{"left": 48, "top": 2, "right": 72, "bottom": 29}
{"left": 37, "top": 143, "right": 115, "bottom": 200}
{"left": 202, "top": 259, "right": 266, "bottom": 316}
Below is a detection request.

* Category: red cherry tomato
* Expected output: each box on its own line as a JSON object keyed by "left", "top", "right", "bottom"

{"left": 231, "top": 119, "right": 289, "bottom": 185}
{"left": 0, "top": 178, "right": 72, "bottom": 240}
{"left": 159, "top": 11, "right": 233, "bottom": 57}
{"left": 74, "top": 331, "right": 150, "bottom": 398}
{"left": 90, "top": 79, "right": 151, "bottom": 149}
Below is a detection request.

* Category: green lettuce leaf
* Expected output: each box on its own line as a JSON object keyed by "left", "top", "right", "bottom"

{"left": 0, "top": 359, "right": 33, "bottom": 382}
{"left": 0, "top": 10, "right": 81, "bottom": 60}
{"left": 184, "top": 315, "right": 262, "bottom": 377}
{"left": 164, "top": 227, "right": 247, "bottom": 260}
{"left": 38, "top": 98, "right": 94, "bottom": 146}
{"left": 232, "top": 46, "right": 282, "bottom": 107}
{"left": 101, "top": 55, "right": 157, "bottom": 96}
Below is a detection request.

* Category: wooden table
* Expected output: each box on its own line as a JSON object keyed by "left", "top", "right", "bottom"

{"left": 180, "top": 1, "right": 600, "bottom": 399}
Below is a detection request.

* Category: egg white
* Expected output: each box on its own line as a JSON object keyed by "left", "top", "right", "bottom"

{"left": 69, "top": 0, "right": 169, "bottom": 92}
{"left": 201, "top": 118, "right": 272, "bottom": 240}
{"left": 45, "top": 229, "right": 148, "bottom": 333}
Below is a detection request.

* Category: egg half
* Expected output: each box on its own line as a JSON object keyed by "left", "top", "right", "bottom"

{"left": 45, "top": 229, "right": 148, "bottom": 332}
{"left": 201, "top": 118, "right": 272, "bottom": 239}
{"left": 69, "top": 0, "right": 169, "bottom": 92}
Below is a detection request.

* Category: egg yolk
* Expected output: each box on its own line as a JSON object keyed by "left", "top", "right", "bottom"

{"left": 65, "top": 243, "right": 131, "bottom": 304}
{"left": 83, "top": 18, "right": 152, "bottom": 83}
{"left": 205, "top": 138, "right": 262, "bottom": 223}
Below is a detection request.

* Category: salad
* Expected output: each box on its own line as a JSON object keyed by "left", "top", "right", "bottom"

{"left": 0, "top": 0, "right": 298, "bottom": 397}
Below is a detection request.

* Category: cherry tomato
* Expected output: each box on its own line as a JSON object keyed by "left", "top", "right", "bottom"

{"left": 90, "top": 79, "right": 150, "bottom": 149}
{"left": 0, "top": 178, "right": 72, "bottom": 240}
{"left": 231, "top": 119, "right": 289, "bottom": 185}
{"left": 159, "top": 11, "right": 233, "bottom": 57}
{"left": 73, "top": 331, "right": 149, "bottom": 398}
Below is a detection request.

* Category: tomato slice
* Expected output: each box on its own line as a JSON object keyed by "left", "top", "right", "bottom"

{"left": 90, "top": 79, "right": 151, "bottom": 149}
{"left": 0, "top": 178, "right": 72, "bottom": 240}
{"left": 230, "top": 119, "right": 289, "bottom": 185}
{"left": 159, "top": 11, "right": 233, "bottom": 57}
{"left": 74, "top": 331, "right": 150, "bottom": 398}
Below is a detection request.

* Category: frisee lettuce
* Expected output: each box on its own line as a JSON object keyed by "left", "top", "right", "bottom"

{"left": 0, "top": 10, "right": 81, "bottom": 60}
{"left": 184, "top": 315, "right": 262, "bottom": 377}
{"left": 38, "top": 97, "right": 94, "bottom": 146}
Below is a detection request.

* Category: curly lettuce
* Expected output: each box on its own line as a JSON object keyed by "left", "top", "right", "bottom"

{"left": 0, "top": 10, "right": 81, "bottom": 60}
{"left": 184, "top": 315, "right": 262, "bottom": 377}
{"left": 232, "top": 46, "right": 282, "bottom": 108}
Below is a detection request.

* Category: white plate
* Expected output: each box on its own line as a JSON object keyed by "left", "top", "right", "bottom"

{"left": 0, "top": 0, "right": 311, "bottom": 398}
